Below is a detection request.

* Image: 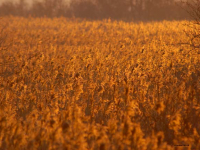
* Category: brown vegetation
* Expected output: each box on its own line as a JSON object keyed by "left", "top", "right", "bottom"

{"left": 0, "top": 17, "right": 200, "bottom": 150}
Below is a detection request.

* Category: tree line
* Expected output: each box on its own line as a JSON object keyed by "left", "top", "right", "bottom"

{"left": 0, "top": 0, "right": 190, "bottom": 21}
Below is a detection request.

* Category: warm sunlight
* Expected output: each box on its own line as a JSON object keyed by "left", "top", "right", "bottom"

{"left": 0, "top": 0, "right": 200, "bottom": 150}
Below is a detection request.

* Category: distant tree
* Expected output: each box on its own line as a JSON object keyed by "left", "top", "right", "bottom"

{"left": 31, "top": 0, "right": 71, "bottom": 17}
{"left": 96, "top": 0, "right": 129, "bottom": 19}
{"left": 0, "top": 0, "right": 194, "bottom": 21}
{"left": 42, "top": 0, "right": 61, "bottom": 17}
{"left": 54, "top": 0, "right": 71, "bottom": 17}
{"left": 70, "top": 0, "right": 98, "bottom": 19}
{"left": 185, "top": 0, "right": 200, "bottom": 49}
{"left": 16, "top": 0, "right": 28, "bottom": 17}
{"left": 30, "top": 0, "right": 46, "bottom": 17}
{"left": 0, "top": 1, "right": 16, "bottom": 16}
{"left": 0, "top": 0, "right": 28, "bottom": 17}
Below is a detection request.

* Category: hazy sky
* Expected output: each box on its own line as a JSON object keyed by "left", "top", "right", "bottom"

{"left": 0, "top": 0, "right": 186, "bottom": 4}
{"left": 0, "top": 0, "right": 70, "bottom": 5}
{"left": 0, "top": 0, "right": 186, "bottom": 5}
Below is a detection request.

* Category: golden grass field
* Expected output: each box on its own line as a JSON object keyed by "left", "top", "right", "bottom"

{"left": 0, "top": 17, "right": 200, "bottom": 150}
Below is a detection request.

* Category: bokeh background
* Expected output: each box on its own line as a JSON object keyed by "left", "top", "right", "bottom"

{"left": 0, "top": 0, "right": 191, "bottom": 21}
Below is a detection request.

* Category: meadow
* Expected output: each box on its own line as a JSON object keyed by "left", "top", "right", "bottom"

{"left": 0, "top": 17, "right": 200, "bottom": 150}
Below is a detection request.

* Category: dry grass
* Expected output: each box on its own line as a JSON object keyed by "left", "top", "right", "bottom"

{"left": 0, "top": 17, "right": 200, "bottom": 150}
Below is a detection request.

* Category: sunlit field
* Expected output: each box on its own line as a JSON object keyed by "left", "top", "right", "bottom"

{"left": 0, "top": 17, "right": 200, "bottom": 150}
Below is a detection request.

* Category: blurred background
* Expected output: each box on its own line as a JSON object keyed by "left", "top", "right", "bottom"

{"left": 0, "top": 0, "right": 190, "bottom": 21}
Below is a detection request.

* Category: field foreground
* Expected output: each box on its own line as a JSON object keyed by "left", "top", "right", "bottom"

{"left": 0, "top": 17, "right": 200, "bottom": 150}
